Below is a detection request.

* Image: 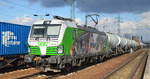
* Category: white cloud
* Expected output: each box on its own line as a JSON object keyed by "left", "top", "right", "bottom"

{"left": 7, "top": 16, "right": 37, "bottom": 26}
{"left": 74, "top": 18, "right": 84, "bottom": 25}
{"left": 94, "top": 12, "right": 150, "bottom": 43}
{"left": 139, "top": 12, "right": 150, "bottom": 28}
{"left": 135, "top": 12, "right": 150, "bottom": 43}
{"left": 89, "top": 17, "right": 119, "bottom": 34}
{"left": 97, "top": 18, "right": 118, "bottom": 33}
{"left": 120, "top": 21, "right": 137, "bottom": 34}
{"left": 141, "top": 11, "right": 150, "bottom": 20}
{"left": 96, "top": 18, "right": 138, "bottom": 34}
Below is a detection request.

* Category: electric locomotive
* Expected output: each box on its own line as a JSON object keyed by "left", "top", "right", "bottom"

{"left": 25, "top": 16, "right": 141, "bottom": 72}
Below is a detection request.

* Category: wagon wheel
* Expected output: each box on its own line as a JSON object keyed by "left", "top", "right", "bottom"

{"left": 61, "top": 63, "right": 72, "bottom": 73}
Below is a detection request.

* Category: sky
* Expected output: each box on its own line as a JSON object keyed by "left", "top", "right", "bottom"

{"left": 0, "top": 0, "right": 149, "bottom": 43}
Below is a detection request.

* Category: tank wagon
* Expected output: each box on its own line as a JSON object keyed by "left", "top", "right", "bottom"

{"left": 25, "top": 16, "right": 143, "bottom": 72}
{"left": 0, "top": 22, "right": 30, "bottom": 69}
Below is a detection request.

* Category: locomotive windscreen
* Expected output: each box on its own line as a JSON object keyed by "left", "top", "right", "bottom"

{"left": 47, "top": 24, "right": 61, "bottom": 37}
{"left": 31, "top": 24, "right": 61, "bottom": 38}
{"left": 32, "top": 26, "right": 45, "bottom": 38}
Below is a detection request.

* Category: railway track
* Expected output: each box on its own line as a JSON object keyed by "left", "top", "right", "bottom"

{"left": 104, "top": 49, "right": 148, "bottom": 79}
{"left": 0, "top": 68, "right": 42, "bottom": 79}
{"left": 23, "top": 74, "right": 63, "bottom": 79}
{"left": 0, "top": 67, "right": 63, "bottom": 79}
{"left": 130, "top": 53, "right": 148, "bottom": 79}
{"left": 22, "top": 74, "right": 49, "bottom": 79}
{"left": 56, "top": 49, "right": 148, "bottom": 79}
{"left": 20, "top": 72, "right": 62, "bottom": 79}
{"left": 0, "top": 49, "right": 148, "bottom": 79}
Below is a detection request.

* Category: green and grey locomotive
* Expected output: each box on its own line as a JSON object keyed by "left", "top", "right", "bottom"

{"left": 25, "top": 16, "right": 142, "bottom": 72}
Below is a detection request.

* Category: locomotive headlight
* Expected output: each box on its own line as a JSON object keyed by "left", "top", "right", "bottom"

{"left": 58, "top": 46, "right": 63, "bottom": 53}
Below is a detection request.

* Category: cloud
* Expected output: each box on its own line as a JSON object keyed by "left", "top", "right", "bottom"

{"left": 93, "top": 11, "right": 150, "bottom": 43}
{"left": 135, "top": 11, "right": 150, "bottom": 43}
{"left": 28, "top": 0, "right": 150, "bottom": 13}
{"left": 89, "top": 17, "right": 137, "bottom": 34}
{"left": 76, "top": 0, "right": 150, "bottom": 13}
{"left": 138, "top": 11, "right": 150, "bottom": 28}
{"left": 74, "top": 18, "right": 84, "bottom": 25}
{"left": 28, "top": 0, "right": 67, "bottom": 7}
{"left": 120, "top": 21, "right": 137, "bottom": 34}
{"left": 7, "top": 17, "right": 37, "bottom": 25}
{"left": 28, "top": 0, "right": 39, "bottom": 5}
{"left": 0, "top": 2, "right": 7, "bottom": 6}
{"left": 96, "top": 18, "right": 118, "bottom": 33}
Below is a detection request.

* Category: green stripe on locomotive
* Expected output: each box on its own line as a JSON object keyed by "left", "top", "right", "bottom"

{"left": 60, "top": 27, "right": 86, "bottom": 55}
{"left": 29, "top": 46, "right": 41, "bottom": 55}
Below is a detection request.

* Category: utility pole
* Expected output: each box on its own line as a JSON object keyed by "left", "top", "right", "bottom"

{"left": 65, "top": 0, "right": 76, "bottom": 19}
{"left": 117, "top": 14, "right": 121, "bottom": 35}
{"left": 71, "top": 0, "right": 75, "bottom": 19}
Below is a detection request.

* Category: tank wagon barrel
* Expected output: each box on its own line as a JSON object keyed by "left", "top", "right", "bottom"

{"left": 106, "top": 33, "right": 141, "bottom": 49}
{"left": 106, "top": 33, "right": 121, "bottom": 48}
{"left": 120, "top": 37, "right": 128, "bottom": 47}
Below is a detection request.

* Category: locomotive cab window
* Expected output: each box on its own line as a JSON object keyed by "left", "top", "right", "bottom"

{"left": 31, "top": 24, "right": 61, "bottom": 38}
{"left": 31, "top": 26, "right": 46, "bottom": 38}
{"left": 47, "top": 24, "right": 61, "bottom": 38}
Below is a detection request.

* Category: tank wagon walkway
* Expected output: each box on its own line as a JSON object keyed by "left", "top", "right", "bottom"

{"left": 144, "top": 49, "right": 150, "bottom": 79}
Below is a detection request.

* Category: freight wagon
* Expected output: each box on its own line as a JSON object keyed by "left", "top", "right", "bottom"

{"left": 0, "top": 22, "right": 30, "bottom": 69}
{"left": 25, "top": 16, "right": 143, "bottom": 72}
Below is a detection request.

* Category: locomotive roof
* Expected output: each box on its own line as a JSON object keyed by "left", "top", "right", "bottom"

{"left": 77, "top": 25, "right": 106, "bottom": 35}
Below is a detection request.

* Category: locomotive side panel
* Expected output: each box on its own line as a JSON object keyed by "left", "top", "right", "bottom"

{"left": 68, "top": 28, "right": 109, "bottom": 56}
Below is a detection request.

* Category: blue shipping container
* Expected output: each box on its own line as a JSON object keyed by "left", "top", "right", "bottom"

{"left": 0, "top": 22, "right": 31, "bottom": 56}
